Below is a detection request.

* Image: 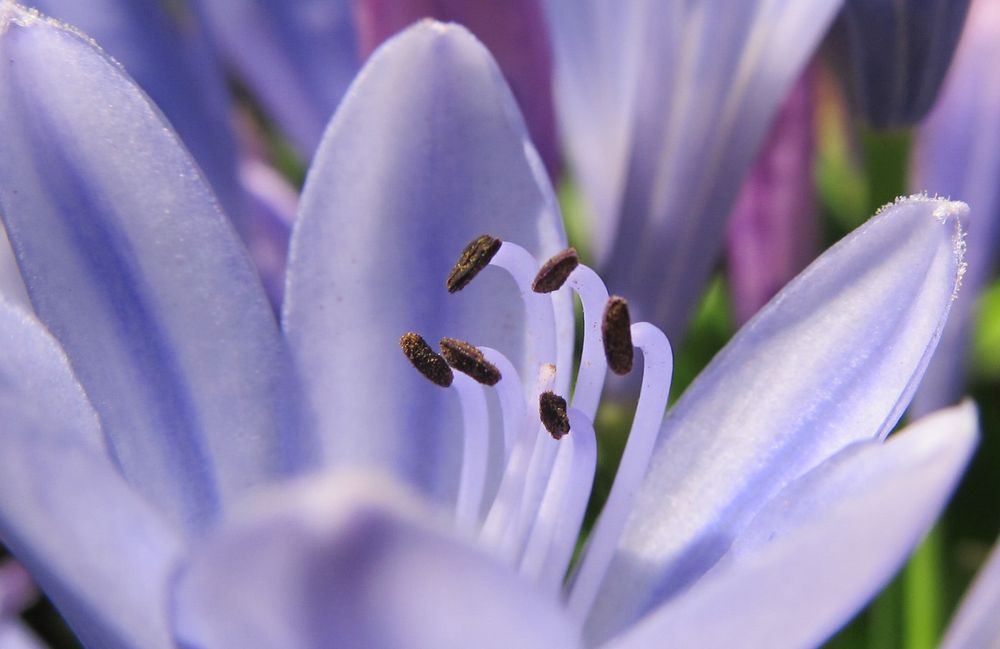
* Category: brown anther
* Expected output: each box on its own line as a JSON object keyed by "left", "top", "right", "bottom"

{"left": 439, "top": 338, "right": 502, "bottom": 386}
{"left": 400, "top": 332, "right": 453, "bottom": 387}
{"left": 602, "top": 296, "right": 633, "bottom": 375}
{"left": 539, "top": 391, "right": 570, "bottom": 439}
{"left": 532, "top": 248, "right": 580, "bottom": 293}
{"left": 446, "top": 235, "right": 502, "bottom": 293}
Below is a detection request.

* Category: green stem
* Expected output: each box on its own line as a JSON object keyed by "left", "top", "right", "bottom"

{"left": 903, "top": 525, "right": 945, "bottom": 649}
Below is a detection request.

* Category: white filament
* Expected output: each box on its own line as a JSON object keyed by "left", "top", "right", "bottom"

{"left": 480, "top": 364, "right": 556, "bottom": 561}
{"left": 490, "top": 242, "right": 558, "bottom": 372}
{"left": 451, "top": 373, "right": 490, "bottom": 533}
{"left": 519, "top": 407, "right": 597, "bottom": 594}
{"left": 568, "top": 322, "right": 673, "bottom": 619}
{"left": 479, "top": 347, "right": 524, "bottom": 463}
{"left": 567, "top": 264, "right": 610, "bottom": 420}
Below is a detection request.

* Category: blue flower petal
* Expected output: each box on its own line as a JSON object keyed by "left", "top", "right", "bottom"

{"left": 545, "top": 0, "right": 842, "bottom": 339}
{"left": 172, "top": 471, "right": 580, "bottom": 649}
{"left": 355, "top": 0, "right": 560, "bottom": 178}
{"left": 30, "top": 0, "right": 241, "bottom": 218}
{"left": 909, "top": 0, "right": 1000, "bottom": 415}
{"left": 283, "top": 21, "right": 571, "bottom": 504}
{"left": 192, "top": 0, "right": 359, "bottom": 156}
{"left": 0, "top": 5, "right": 308, "bottom": 531}
{"left": 0, "top": 301, "right": 182, "bottom": 649}
{"left": 835, "top": 0, "right": 972, "bottom": 128}
{"left": 609, "top": 403, "right": 977, "bottom": 649}
{"left": 585, "top": 196, "right": 967, "bottom": 641}
{"left": 941, "top": 532, "right": 1000, "bottom": 648}
{"left": 0, "top": 622, "right": 47, "bottom": 649}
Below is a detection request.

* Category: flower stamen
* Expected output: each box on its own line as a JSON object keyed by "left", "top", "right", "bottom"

{"left": 568, "top": 322, "right": 673, "bottom": 618}
{"left": 400, "top": 332, "right": 488, "bottom": 532}
{"left": 399, "top": 332, "right": 453, "bottom": 387}
{"left": 539, "top": 391, "right": 570, "bottom": 439}
{"left": 446, "top": 234, "right": 501, "bottom": 293}
{"left": 532, "top": 247, "right": 580, "bottom": 293}
{"left": 520, "top": 407, "right": 597, "bottom": 593}
{"left": 602, "top": 296, "right": 634, "bottom": 375}
{"left": 440, "top": 337, "right": 502, "bottom": 386}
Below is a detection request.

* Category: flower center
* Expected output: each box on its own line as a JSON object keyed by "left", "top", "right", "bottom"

{"left": 400, "top": 235, "right": 675, "bottom": 618}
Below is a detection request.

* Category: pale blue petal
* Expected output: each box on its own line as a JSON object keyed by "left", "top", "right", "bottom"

{"left": 909, "top": 0, "right": 1000, "bottom": 415}
{"left": 192, "top": 0, "right": 358, "bottom": 156}
{"left": 0, "top": 301, "right": 182, "bottom": 649}
{"left": 0, "top": 622, "right": 47, "bottom": 649}
{"left": 609, "top": 403, "right": 977, "bottom": 649}
{"left": 0, "top": 6, "right": 308, "bottom": 531}
{"left": 585, "top": 196, "right": 967, "bottom": 641}
{"left": 284, "top": 22, "right": 571, "bottom": 503}
{"left": 355, "top": 0, "right": 559, "bottom": 177}
{"left": 238, "top": 157, "right": 297, "bottom": 307}
{"left": 941, "top": 533, "right": 1000, "bottom": 649}
{"left": 172, "top": 471, "right": 580, "bottom": 649}
{"left": 0, "top": 225, "right": 28, "bottom": 309}
{"left": 30, "top": 0, "right": 245, "bottom": 223}
{"left": 835, "top": 0, "right": 972, "bottom": 128}
{"left": 545, "top": 0, "right": 842, "bottom": 339}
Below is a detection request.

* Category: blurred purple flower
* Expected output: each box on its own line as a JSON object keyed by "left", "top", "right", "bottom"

{"left": 909, "top": 0, "right": 1000, "bottom": 416}
{"left": 0, "top": 560, "right": 41, "bottom": 649}
{"left": 0, "top": 7, "right": 977, "bottom": 649}
{"left": 725, "top": 65, "right": 820, "bottom": 325}
{"left": 544, "top": 0, "right": 843, "bottom": 341}
{"left": 832, "top": 0, "right": 973, "bottom": 129}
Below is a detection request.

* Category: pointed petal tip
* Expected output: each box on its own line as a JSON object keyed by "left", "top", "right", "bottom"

{"left": 880, "top": 194, "right": 969, "bottom": 298}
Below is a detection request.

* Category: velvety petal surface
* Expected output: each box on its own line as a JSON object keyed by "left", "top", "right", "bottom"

{"left": 545, "top": 0, "right": 842, "bottom": 339}
{"left": 172, "top": 471, "right": 580, "bottom": 649}
{"left": 30, "top": 0, "right": 244, "bottom": 220}
{"left": 835, "top": 0, "right": 972, "bottom": 128}
{"left": 609, "top": 403, "right": 977, "bottom": 649}
{"left": 941, "top": 533, "right": 1000, "bottom": 649}
{"left": 354, "top": 0, "right": 559, "bottom": 177}
{"left": 0, "top": 4, "right": 307, "bottom": 531}
{"left": 585, "top": 196, "right": 967, "bottom": 641}
{"left": 0, "top": 225, "right": 28, "bottom": 309}
{"left": 193, "top": 0, "right": 358, "bottom": 156}
{"left": 909, "top": 0, "right": 1000, "bottom": 415}
{"left": 726, "top": 65, "right": 819, "bottom": 325}
{"left": 284, "top": 22, "right": 571, "bottom": 503}
{"left": 0, "top": 301, "right": 182, "bottom": 649}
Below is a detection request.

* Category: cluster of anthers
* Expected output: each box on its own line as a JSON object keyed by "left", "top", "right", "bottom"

{"left": 399, "top": 235, "right": 673, "bottom": 620}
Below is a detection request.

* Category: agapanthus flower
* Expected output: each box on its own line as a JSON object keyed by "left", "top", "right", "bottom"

{"left": 908, "top": 0, "right": 1000, "bottom": 415}
{"left": 0, "top": 6, "right": 978, "bottom": 649}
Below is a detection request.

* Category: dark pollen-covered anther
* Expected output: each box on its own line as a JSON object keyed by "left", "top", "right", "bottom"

{"left": 603, "top": 296, "right": 634, "bottom": 375}
{"left": 439, "top": 337, "right": 502, "bottom": 386}
{"left": 399, "top": 332, "right": 453, "bottom": 387}
{"left": 446, "top": 234, "right": 502, "bottom": 293}
{"left": 539, "top": 391, "right": 570, "bottom": 439}
{"left": 532, "top": 247, "right": 580, "bottom": 293}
